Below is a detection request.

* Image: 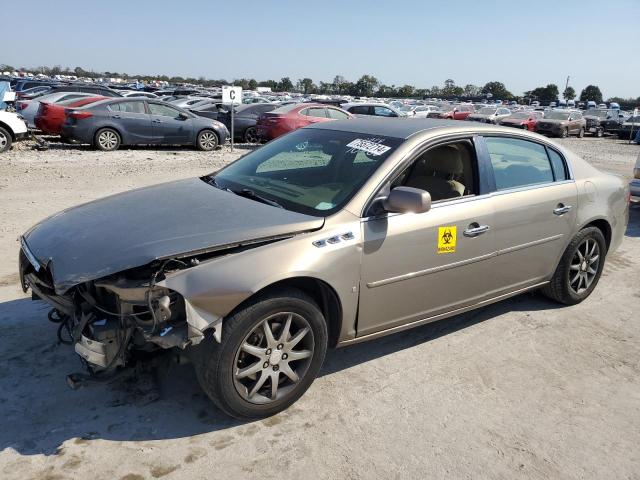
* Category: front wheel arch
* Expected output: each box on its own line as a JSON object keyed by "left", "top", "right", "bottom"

{"left": 224, "top": 277, "right": 343, "bottom": 348}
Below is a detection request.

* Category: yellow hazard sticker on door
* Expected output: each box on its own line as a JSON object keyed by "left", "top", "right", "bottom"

{"left": 437, "top": 226, "right": 457, "bottom": 254}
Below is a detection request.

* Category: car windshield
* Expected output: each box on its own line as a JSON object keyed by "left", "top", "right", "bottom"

{"left": 546, "top": 111, "right": 571, "bottom": 120}
{"left": 212, "top": 129, "right": 403, "bottom": 216}
{"left": 479, "top": 107, "right": 497, "bottom": 114}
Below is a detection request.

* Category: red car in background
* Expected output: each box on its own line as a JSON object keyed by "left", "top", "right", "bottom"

{"left": 498, "top": 111, "right": 544, "bottom": 131}
{"left": 256, "top": 103, "right": 353, "bottom": 140}
{"left": 35, "top": 96, "right": 106, "bottom": 135}
{"left": 436, "top": 104, "right": 474, "bottom": 120}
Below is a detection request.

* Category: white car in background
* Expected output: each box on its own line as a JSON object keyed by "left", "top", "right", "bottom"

{"left": 0, "top": 110, "right": 28, "bottom": 152}
{"left": 16, "top": 92, "right": 95, "bottom": 128}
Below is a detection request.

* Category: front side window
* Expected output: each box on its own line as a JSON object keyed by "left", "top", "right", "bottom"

{"left": 392, "top": 140, "right": 477, "bottom": 202}
{"left": 306, "top": 107, "right": 327, "bottom": 118}
{"left": 485, "top": 137, "right": 554, "bottom": 190}
{"left": 213, "top": 129, "right": 402, "bottom": 216}
{"left": 148, "top": 103, "right": 181, "bottom": 117}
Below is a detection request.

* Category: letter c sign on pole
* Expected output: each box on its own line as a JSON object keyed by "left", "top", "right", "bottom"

{"left": 223, "top": 86, "right": 242, "bottom": 152}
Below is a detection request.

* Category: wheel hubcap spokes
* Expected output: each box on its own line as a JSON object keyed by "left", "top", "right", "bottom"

{"left": 100, "top": 132, "right": 117, "bottom": 149}
{"left": 569, "top": 238, "right": 600, "bottom": 294}
{"left": 201, "top": 133, "right": 216, "bottom": 149}
{"left": 0, "top": 133, "right": 6, "bottom": 148}
{"left": 233, "top": 312, "right": 314, "bottom": 404}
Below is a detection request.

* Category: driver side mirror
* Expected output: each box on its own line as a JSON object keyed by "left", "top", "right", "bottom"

{"left": 384, "top": 187, "right": 431, "bottom": 214}
{"left": 178, "top": 112, "right": 189, "bottom": 120}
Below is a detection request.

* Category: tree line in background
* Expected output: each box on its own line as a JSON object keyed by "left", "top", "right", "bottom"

{"left": 2, "top": 64, "right": 638, "bottom": 105}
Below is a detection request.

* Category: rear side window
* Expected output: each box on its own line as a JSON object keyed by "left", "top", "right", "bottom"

{"left": 306, "top": 107, "right": 327, "bottom": 118}
{"left": 547, "top": 148, "right": 568, "bottom": 181}
{"left": 327, "top": 108, "right": 349, "bottom": 119}
{"left": 485, "top": 137, "right": 554, "bottom": 190}
{"left": 110, "top": 101, "right": 146, "bottom": 114}
{"left": 373, "top": 106, "right": 395, "bottom": 117}
{"left": 148, "top": 103, "right": 180, "bottom": 117}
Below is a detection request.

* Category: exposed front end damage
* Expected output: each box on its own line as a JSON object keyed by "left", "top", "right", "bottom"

{"left": 18, "top": 240, "right": 249, "bottom": 378}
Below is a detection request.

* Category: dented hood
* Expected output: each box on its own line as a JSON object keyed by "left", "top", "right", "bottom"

{"left": 23, "top": 178, "right": 324, "bottom": 293}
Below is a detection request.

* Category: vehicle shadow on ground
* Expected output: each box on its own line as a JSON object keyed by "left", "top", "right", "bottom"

{"left": 0, "top": 288, "right": 562, "bottom": 456}
{"left": 37, "top": 137, "right": 259, "bottom": 153}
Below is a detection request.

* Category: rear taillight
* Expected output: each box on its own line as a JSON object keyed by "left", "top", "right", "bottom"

{"left": 68, "top": 111, "right": 93, "bottom": 120}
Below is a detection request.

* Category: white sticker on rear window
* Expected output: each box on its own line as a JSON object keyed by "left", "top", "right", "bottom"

{"left": 346, "top": 138, "right": 391, "bottom": 156}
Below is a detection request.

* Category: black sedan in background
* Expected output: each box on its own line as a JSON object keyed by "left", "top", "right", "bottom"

{"left": 215, "top": 103, "right": 277, "bottom": 143}
{"left": 61, "top": 98, "right": 230, "bottom": 151}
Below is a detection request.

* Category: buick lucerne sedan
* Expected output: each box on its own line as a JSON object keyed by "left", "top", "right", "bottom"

{"left": 19, "top": 118, "right": 629, "bottom": 419}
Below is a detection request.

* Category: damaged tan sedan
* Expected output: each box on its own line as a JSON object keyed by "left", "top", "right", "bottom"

{"left": 19, "top": 118, "right": 629, "bottom": 419}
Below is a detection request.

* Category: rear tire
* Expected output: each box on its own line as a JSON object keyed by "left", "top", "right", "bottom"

{"left": 595, "top": 128, "right": 604, "bottom": 138}
{"left": 0, "top": 127, "right": 12, "bottom": 153}
{"left": 194, "top": 288, "right": 328, "bottom": 419}
{"left": 243, "top": 126, "right": 259, "bottom": 144}
{"left": 541, "top": 227, "right": 606, "bottom": 305}
{"left": 560, "top": 127, "right": 569, "bottom": 138}
{"left": 94, "top": 128, "right": 120, "bottom": 151}
{"left": 196, "top": 129, "right": 219, "bottom": 151}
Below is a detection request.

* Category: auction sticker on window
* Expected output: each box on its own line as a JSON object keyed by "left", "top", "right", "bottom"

{"left": 437, "top": 226, "right": 457, "bottom": 254}
{"left": 346, "top": 138, "right": 391, "bottom": 156}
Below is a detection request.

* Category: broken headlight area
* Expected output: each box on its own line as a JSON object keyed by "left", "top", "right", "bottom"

{"left": 21, "top": 256, "right": 193, "bottom": 375}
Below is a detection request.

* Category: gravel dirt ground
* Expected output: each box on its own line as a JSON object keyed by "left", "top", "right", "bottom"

{"left": 0, "top": 136, "right": 638, "bottom": 480}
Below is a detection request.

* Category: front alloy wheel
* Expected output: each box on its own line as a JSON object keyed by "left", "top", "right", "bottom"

{"left": 244, "top": 127, "right": 259, "bottom": 144}
{"left": 0, "top": 127, "right": 11, "bottom": 153}
{"left": 197, "top": 130, "right": 219, "bottom": 151}
{"left": 195, "top": 288, "right": 327, "bottom": 419}
{"left": 233, "top": 312, "right": 314, "bottom": 404}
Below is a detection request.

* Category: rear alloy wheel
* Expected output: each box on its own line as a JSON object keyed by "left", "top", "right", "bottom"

{"left": 243, "top": 127, "right": 259, "bottom": 144}
{"left": 195, "top": 288, "right": 327, "bottom": 419}
{"left": 560, "top": 127, "right": 569, "bottom": 138}
{"left": 95, "top": 128, "right": 121, "bottom": 151}
{"left": 197, "top": 130, "right": 219, "bottom": 151}
{"left": 578, "top": 128, "right": 585, "bottom": 138}
{"left": 541, "top": 227, "right": 606, "bottom": 305}
{"left": 0, "top": 127, "right": 12, "bottom": 153}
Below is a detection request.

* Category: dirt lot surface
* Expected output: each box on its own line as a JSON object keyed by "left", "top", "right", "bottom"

{"left": 0, "top": 136, "right": 638, "bottom": 480}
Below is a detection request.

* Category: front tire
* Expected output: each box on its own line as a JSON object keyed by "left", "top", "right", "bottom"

{"left": 578, "top": 127, "right": 585, "bottom": 138}
{"left": 560, "top": 127, "right": 569, "bottom": 138}
{"left": 94, "top": 128, "right": 121, "bottom": 151}
{"left": 196, "top": 129, "right": 219, "bottom": 151}
{"left": 541, "top": 227, "right": 606, "bottom": 305}
{"left": 195, "top": 288, "right": 328, "bottom": 419}
{"left": 0, "top": 127, "right": 12, "bottom": 153}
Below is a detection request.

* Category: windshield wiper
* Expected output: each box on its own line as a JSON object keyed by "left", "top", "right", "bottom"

{"left": 232, "top": 188, "right": 283, "bottom": 209}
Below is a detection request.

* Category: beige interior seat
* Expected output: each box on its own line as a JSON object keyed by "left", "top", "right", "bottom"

{"left": 405, "top": 145, "right": 465, "bottom": 200}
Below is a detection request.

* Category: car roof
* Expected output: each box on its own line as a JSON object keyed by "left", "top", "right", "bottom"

{"left": 308, "top": 117, "right": 463, "bottom": 139}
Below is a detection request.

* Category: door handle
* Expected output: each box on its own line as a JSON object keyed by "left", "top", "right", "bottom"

{"left": 553, "top": 205, "right": 572, "bottom": 215}
{"left": 111, "top": 115, "right": 121, "bottom": 119}
{"left": 152, "top": 119, "right": 162, "bottom": 124}
{"left": 463, "top": 224, "right": 490, "bottom": 237}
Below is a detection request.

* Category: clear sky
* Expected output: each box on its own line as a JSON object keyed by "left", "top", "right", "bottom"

{"left": 4, "top": 0, "right": 639, "bottom": 98}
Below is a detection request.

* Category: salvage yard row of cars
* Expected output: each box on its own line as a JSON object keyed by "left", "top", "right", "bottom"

{"left": 1, "top": 78, "right": 638, "bottom": 153}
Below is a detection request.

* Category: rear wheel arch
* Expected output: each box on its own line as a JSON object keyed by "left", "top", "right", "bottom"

{"left": 583, "top": 218, "right": 612, "bottom": 251}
